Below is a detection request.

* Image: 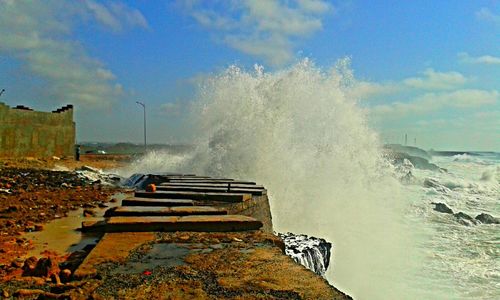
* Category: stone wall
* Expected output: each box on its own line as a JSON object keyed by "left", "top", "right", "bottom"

{"left": 0, "top": 102, "right": 75, "bottom": 158}
{"left": 221, "top": 195, "right": 274, "bottom": 233}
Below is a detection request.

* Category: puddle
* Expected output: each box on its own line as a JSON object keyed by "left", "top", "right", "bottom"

{"left": 24, "top": 192, "right": 129, "bottom": 257}
{"left": 112, "top": 243, "right": 195, "bottom": 274}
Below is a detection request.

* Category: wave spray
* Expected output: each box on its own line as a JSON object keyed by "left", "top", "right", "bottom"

{"left": 121, "top": 59, "right": 418, "bottom": 299}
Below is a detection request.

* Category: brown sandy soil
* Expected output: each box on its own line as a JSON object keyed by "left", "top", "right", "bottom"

{"left": 0, "top": 165, "right": 122, "bottom": 285}
{"left": 0, "top": 154, "right": 131, "bottom": 171}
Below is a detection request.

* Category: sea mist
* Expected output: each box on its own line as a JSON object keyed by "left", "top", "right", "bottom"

{"left": 121, "top": 59, "right": 419, "bottom": 299}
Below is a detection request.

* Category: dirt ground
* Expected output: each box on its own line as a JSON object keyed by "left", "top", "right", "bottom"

{"left": 0, "top": 156, "right": 125, "bottom": 292}
{"left": 0, "top": 154, "right": 130, "bottom": 171}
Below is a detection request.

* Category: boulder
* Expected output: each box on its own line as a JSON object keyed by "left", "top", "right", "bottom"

{"left": 475, "top": 213, "right": 500, "bottom": 224}
{"left": 432, "top": 202, "right": 453, "bottom": 214}
{"left": 454, "top": 212, "right": 478, "bottom": 226}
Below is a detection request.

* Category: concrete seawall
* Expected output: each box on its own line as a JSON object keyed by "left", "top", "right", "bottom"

{"left": 74, "top": 174, "right": 351, "bottom": 299}
{"left": 0, "top": 102, "right": 75, "bottom": 158}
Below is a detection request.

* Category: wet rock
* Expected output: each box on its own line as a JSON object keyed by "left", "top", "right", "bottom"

{"left": 454, "top": 212, "right": 478, "bottom": 226}
{"left": 278, "top": 232, "right": 332, "bottom": 277}
{"left": 432, "top": 202, "right": 453, "bottom": 214}
{"left": 83, "top": 209, "right": 96, "bottom": 217}
{"left": 60, "top": 268, "right": 72, "bottom": 282}
{"left": 475, "top": 213, "right": 500, "bottom": 224}
{"left": 21, "top": 256, "right": 38, "bottom": 274}
{"left": 12, "top": 257, "right": 26, "bottom": 268}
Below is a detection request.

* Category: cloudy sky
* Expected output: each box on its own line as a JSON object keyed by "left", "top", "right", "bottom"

{"left": 0, "top": 0, "right": 498, "bottom": 151}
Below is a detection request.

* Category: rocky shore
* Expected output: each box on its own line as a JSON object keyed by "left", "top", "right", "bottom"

{"left": 0, "top": 159, "right": 351, "bottom": 299}
{"left": 0, "top": 158, "right": 122, "bottom": 291}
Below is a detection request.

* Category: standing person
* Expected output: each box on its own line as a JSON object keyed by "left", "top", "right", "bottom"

{"left": 75, "top": 144, "right": 80, "bottom": 161}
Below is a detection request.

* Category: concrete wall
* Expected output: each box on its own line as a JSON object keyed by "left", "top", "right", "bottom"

{"left": 0, "top": 102, "right": 75, "bottom": 158}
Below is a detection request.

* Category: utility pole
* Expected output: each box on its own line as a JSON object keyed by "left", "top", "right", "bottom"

{"left": 136, "top": 101, "right": 147, "bottom": 153}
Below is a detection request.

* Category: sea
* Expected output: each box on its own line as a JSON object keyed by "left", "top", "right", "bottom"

{"left": 118, "top": 60, "right": 499, "bottom": 300}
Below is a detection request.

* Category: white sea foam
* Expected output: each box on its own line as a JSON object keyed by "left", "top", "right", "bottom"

{"left": 118, "top": 60, "right": 423, "bottom": 299}
{"left": 117, "top": 60, "right": 499, "bottom": 299}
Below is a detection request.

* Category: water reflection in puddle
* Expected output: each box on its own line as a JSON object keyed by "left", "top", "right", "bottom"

{"left": 24, "top": 192, "right": 129, "bottom": 257}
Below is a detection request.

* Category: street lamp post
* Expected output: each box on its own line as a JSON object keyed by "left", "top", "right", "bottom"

{"left": 136, "top": 101, "right": 147, "bottom": 153}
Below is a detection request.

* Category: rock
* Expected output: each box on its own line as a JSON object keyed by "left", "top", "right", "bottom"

{"left": 21, "top": 256, "right": 38, "bottom": 274}
{"left": 2, "top": 289, "right": 9, "bottom": 298}
{"left": 432, "top": 202, "right": 453, "bottom": 214}
{"left": 13, "top": 289, "right": 45, "bottom": 298}
{"left": 109, "top": 198, "right": 118, "bottom": 203}
{"left": 83, "top": 209, "right": 96, "bottom": 217}
{"left": 278, "top": 232, "right": 332, "bottom": 277}
{"left": 98, "top": 202, "right": 108, "bottom": 208}
{"left": 475, "top": 213, "right": 500, "bottom": 224}
{"left": 27, "top": 257, "right": 60, "bottom": 278}
{"left": 60, "top": 269, "right": 72, "bottom": 282}
{"left": 34, "top": 224, "right": 44, "bottom": 231}
{"left": 12, "top": 258, "right": 25, "bottom": 268}
{"left": 454, "top": 212, "right": 478, "bottom": 226}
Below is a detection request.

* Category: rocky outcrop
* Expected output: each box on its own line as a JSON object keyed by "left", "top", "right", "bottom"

{"left": 475, "top": 213, "right": 500, "bottom": 224}
{"left": 278, "top": 232, "right": 332, "bottom": 277}
{"left": 453, "top": 212, "right": 478, "bottom": 226}
{"left": 432, "top": 202, "right": 453, "bottom": 214}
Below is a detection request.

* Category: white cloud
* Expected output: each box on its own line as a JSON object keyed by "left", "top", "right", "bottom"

{"left": 179, "top": 0, "right": 333, "bottom": 65}
{"left": 403, "top": 68, "right": 467, "bottom": 90}
{"left": 0, "top": 0, "right": 147, "bottom": 108}
{"left": 348, "top": 81, "right": 400, "bottom": 100}
{"left": 476, "top": 7, "right": 500, "bottom": 27}
{"left": 458, "top": 52, "right": 500, "bottom": 65}
{"left": 371, "top": 89, "right": 498, "bottom": 118}
{"left": 160, "top": 102, "right": 182, "bottom": 116}
{"left": 85, "top": 0, "right": 148, "bottom": 32}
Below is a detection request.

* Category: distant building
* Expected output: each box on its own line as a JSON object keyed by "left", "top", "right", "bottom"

{"left": 0, "top": 102, "right": 75, "bottom": 158}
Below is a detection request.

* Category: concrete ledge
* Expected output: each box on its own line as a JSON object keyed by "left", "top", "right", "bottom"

{"left": 102, "top": 215, "right": 263, "bottom": 232}
{"left": 155, "top": 185, "right": 265, "bottom": 195}
{"left": 167, "top": 179, "right": 256, "bottom": 185}
{"left": 134, "top": 191, "right": 252, "bottom": 203}
{"left": 107, "top": 206, "right": 227, "bottom": 217}
{"left": 122, "top": 197, "right": 194, "bottom": 207}
{"left": 159, "top": 182, "right": 265, "bottom": 189}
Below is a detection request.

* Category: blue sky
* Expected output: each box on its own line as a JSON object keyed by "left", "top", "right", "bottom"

{"left": 0, "top": 0, "right": 499, "bottom": 150}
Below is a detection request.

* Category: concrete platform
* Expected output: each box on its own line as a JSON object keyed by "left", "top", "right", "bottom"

{"left": 155, "top": 185, "right": 265, "bottom": 195}
{"left": 102, "top": 215, "right": 263, "bottom": 232}
{"left": 135, "top": 191, "right": 252, "bottom": 203}
{"left": 122, "top": 197, "right": 194, "bottom": 207}
{"left": 158, "top": 182, "right": 265, "bottom": 189}
{"left": 166, "top": 179, "right": 256, "bottom": 185}
{"left": 107, "top": 206, "right": 227, "bottom": 217}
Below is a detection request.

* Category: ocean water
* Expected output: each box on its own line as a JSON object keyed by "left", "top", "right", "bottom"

{"left": 401, "top": 153, "right": 500, "bottom": 300}
{"left": 118, "top": 60, "right": 499, "bottom": 299}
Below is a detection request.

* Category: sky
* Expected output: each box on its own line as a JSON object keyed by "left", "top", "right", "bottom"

{"left": 0, "top": 0, "right": 499, "bottom": 151}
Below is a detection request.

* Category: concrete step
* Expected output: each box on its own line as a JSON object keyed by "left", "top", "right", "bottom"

{"left": 102, "top": 215, "right": 263, "bottom": 232}
{"left": 135, "top": 191, "right": 252, "bottom": 203}
{"left": 158, "top": 182, "right": 265, "bottom": 189}
{"left": 122, "top": 197, "right": 194, "bottom": 207}
{"left": 155, "top": 185, "right": 265, "bottom": 195}
{"left": 106, "top": 206, "right": 227, "bottom": 217}
{"left": 166, "top": 179, "right": 256, "bottom": 185}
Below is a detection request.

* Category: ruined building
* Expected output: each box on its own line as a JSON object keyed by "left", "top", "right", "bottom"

{"left": 0, "top": 102, "right": 75, "bottom": 158}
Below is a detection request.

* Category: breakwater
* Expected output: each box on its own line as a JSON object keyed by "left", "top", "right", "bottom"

{"left": 73, "top": 173, "right": 351, "bottom": 299}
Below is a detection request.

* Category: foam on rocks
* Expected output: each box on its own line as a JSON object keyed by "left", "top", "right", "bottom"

{"left": 278, "top": 232, "right": 332, "bottom": 277}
